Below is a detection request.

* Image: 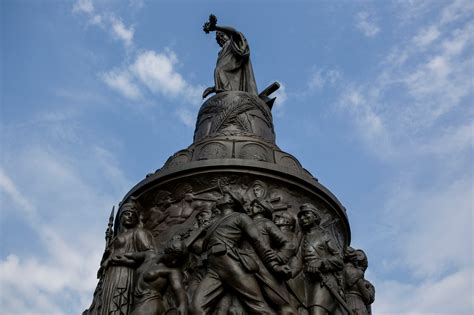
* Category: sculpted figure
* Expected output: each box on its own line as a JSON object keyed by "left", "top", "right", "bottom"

{"left": 243, "top": 180, "right": 269, "bottom": 213}
{"left": 86, "top": 200, "right": 154, "bottom": 315}
{"left": 187, "top": 209, "right": 214, "bottom": 301}
{"left": 343, "top": 247, "right": 375, "bottom": 315}
{"left": 202, "top": 14, "right": 258, "bottom": 98}
{"left": 274, "top": 211, "right": 306, "bottom": 313}
{"left": 155, "top": 187, "right": 215, "bottom": 238}
{"left": 244, "top": 199, "right": 297, "bottom": 315}
{"left": 191, "top": 189, "right": 291, "bottom": 315}
{"left": 143, "top": 190, "right": 173, "bottom": 236}
{"left": 295, "top": 203, "right": 350, "bottom": 315}
{"left": 123, "top": 240, "right": 189, "bottom": 315}
{"left": 273, "top": 211, "right": 299, "bottom": 249}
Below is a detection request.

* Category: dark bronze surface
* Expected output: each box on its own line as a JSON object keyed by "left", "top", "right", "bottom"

{"left": 84, "top": 14, "right": 374, "bottom": 315}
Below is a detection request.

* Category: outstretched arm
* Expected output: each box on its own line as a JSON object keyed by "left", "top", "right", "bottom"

{"left": 203, "top": 14, "right": 240, "bottom": 41}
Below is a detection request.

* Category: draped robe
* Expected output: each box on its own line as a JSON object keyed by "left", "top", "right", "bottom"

{"left": 214, "top": 32, "right": 258, "bottom": 95}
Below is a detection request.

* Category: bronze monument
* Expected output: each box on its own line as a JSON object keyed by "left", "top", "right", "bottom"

{"left": 84, "top": 14, "right": 375, "bottom": 315}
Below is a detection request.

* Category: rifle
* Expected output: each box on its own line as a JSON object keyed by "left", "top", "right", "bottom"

{"left": 317, "top": 271, "right": 354, "bottom": 315}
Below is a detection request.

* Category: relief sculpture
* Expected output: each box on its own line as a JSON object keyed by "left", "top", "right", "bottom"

{"left": 84, "top": 200, "right": 154, "bottom": 315}
{"left": 84, "top": 12, "right": 374, "bottom": 314}
{"left": 294, "top": 203, "right": 351, "bottom": 315}
{"left": 190, "top": 188, "right": 292, "bottom": 314}
{"left": 343, "top": 247, "right": 375, "bottom": 315}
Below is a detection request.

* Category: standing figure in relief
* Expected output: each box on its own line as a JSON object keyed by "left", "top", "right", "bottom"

{"left": 295, "top": 203, "right": 349, "bottom": 315}
{"left": 343, "top": 247, "right": 375, "bottom": 315}
{"left": 191, "top": 189, "right": 291, "bottom": 315}
{"left": 244, "top": 199, "right": 297, "bottom": 315}
{"left": 202, "top": 14, "right": 258, "bottom": 98}
{"left": 274, "top": 211, "right": 307, "bottom": 314}
{"left": 85, "top": 199, "right": 154, "bottom": 315}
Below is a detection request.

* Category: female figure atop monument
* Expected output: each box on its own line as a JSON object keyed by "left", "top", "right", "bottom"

{"left": 202, "top": 14, "right": 258, "bottom": 98}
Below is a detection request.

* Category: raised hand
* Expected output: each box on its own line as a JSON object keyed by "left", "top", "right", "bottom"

{"left": 203, "top": 14, "right": 217, "bottom": 33}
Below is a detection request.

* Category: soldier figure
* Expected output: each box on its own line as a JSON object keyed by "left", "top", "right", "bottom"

{"left": 190, "top": 189, "right": 291, "bottom": 315}
{"left": 295, "top": 203, "right": 348, "bottom": 315}
{"left": 245, "top": 199, "right": 297, "bottom": 314}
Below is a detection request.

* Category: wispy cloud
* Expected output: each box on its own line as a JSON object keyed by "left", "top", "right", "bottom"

{"left": 73, "top": 0, "right": 202, "bottom": 126}
{"left": 339, "top": 3, "right": 474, "bottom": 313}
{"left": 131, "top": 50, "right": 186, "bottom": 96}
{"left": 340, "top": 5, "right": 473, "bottom": 158}
{"left": 440, "top": 0, "right": 474, "bottom": 25}
{"left": 110, "top": 17, "right": 134, "bottom": 47}
{"left": 375, "top": 266, "right": 474, "bottom": 313}
{"left": 308, "top": 69, "right": 341, "bottom": 90}
{"left": 176, "top": 108, "right": 195, "bottom": 128}
{"left": 412, "top": 25, "right": 440, "bottom": 47}
{"left": 1, "top": 110, "right": 132, "bottom": 313}
{"left": 72, "top": 0, "right": 94, "bottom": 14}
{"left": 102, "top": 69, "right": 142, "bottom": 100}
{"left": 72, "top": 0, "right": 134, "bottom": 47}
{"left": 101, "top": 49, "right": 203, "bottom": 107}
{"left": 355, "top": 11, "right": 380, "bottom": 37}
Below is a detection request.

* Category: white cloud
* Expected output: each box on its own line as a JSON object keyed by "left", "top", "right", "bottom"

{"left": 101, "top": 49, "right": 203, "bottom": 112}
{"left": 384, "top": 175, "right": 473, "bottom": 278}
{"left": 374, "top": 267, "right": 474, "bottom": 314}
{"left": 413, "top": 25, "right": 440, "bottom": 47}
{"left": 338, "top": 4, "right": 474, "bottom": 312}
{"left": 440, "top": 0, "right": 474, "bottom": 25}
{"left": 0, "top": 167, "right": 105, "bottom": 314}
{"left": 338, "top": 86, "right": 391, "bottom": 155}
{"left": 102, "top": 69, "right": 142, "bottom": 100}
{"left": 176, "top": 108, "right": 195, "bottom": 128}
{"left": 131, "top": 50, "right": 186, "bottom": 96}
{"left": 340, "top": 3, "right": 473, "bottom": 158}
{"left": 355, "top": 11, "right": 380, "bottom": 37}
{"left": 73, "top": 0, "right": 94, "bottom": 14}
{"left": 110, "top": 17, "right": 134, "bottom": 47}
{"left": 73, "top": 2, "right": 134, "bottom": 47}
{"left": 1, "top": 118, "right": 132, "bottom": 313}
{"left": 0, "top": 168, "right": 35, "bottom": 219}
{"left": 308, "top": 69, "right": 341, "bottom": 90}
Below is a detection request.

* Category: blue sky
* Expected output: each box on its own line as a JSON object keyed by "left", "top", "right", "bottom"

{"left": 1, "top": 0, "right": 473, "bottom": 314}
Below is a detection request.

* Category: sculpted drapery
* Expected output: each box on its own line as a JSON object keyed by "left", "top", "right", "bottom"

{"left": 214, "top": 30, "right": 258, "bottom": 95}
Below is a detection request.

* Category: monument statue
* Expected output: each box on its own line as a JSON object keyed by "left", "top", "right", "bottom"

{"left": 202, "top": 14, "right": 258, "bottom": 98}
{"left": 84, "top": 13, "right": 375, "bottom": 315}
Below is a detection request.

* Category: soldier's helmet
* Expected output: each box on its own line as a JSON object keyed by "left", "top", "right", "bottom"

{"left": 120, "top": 198, "right": 139, "bottom": 217}
{"left": 222, "top": 187, "right": 245, "bottom": 213}
{"left": 250, "top": 198, "right": 273, "bottom": 219}
{"left": 297, "top": 203, "right": 322, "bottom": 223}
